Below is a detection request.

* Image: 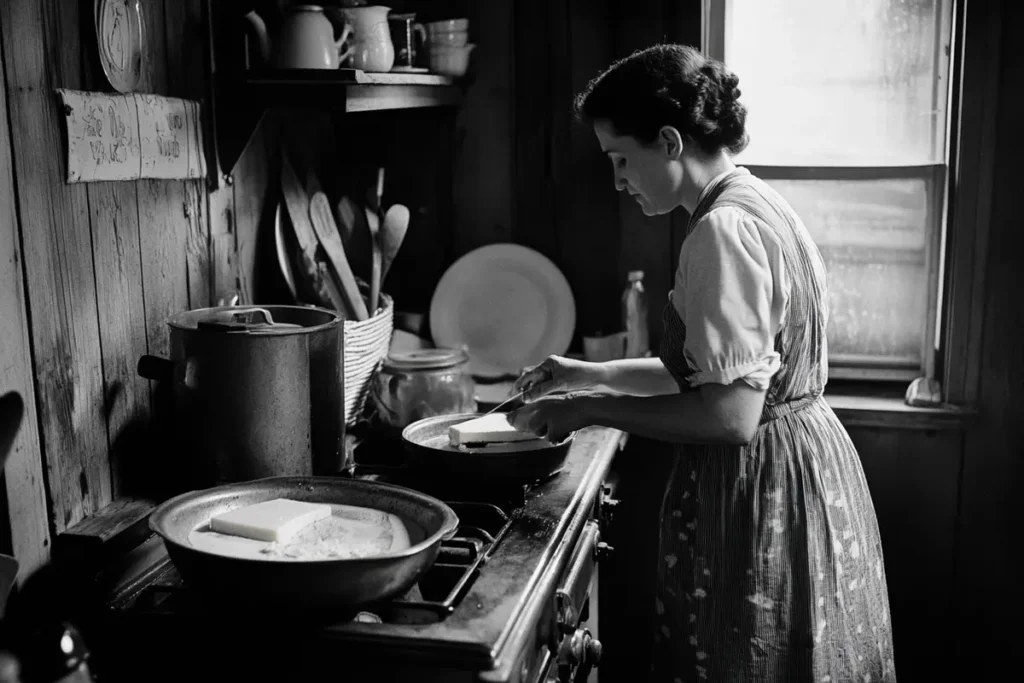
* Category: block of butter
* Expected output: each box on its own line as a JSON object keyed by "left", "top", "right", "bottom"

{"left": 209, "top": 498, "right": 332, "bottom": 543}
{"left": 448, "top": 413, "right": 540, "bottom": 446}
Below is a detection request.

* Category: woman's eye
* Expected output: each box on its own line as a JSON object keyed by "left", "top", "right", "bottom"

{"left": 615, "top": 158, "right": 626, "bottom": 169}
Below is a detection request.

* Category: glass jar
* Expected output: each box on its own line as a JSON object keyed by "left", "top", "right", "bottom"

{"left": 371, "top": 348, "right": 477, "bottom": 429}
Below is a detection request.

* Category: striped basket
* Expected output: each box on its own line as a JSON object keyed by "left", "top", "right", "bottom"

{"left": 343, "top": 292, "right": 394, "bottom": 426}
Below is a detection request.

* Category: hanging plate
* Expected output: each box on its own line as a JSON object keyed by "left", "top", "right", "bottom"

{"left": 94, "top": 0, "right": 145, "bottom": 93}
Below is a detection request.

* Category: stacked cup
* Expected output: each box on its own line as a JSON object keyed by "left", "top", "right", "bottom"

{"left": 425, "top": 18, "right": 474, "bottom": 77}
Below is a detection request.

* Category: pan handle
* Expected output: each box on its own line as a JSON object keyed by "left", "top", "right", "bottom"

{"left": 137, "top": 355, "right": 173, "bottom": 382}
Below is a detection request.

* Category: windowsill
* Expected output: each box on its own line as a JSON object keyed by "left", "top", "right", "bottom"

{"left": 824, "top": 389, "right": 975, "bottom": 431}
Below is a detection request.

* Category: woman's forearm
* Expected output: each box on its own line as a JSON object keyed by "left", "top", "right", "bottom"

{"left": 593, "top": 358, "right": 680, "bottom": 397}
{"left": 578, "top": 384, "right": 764, "bottom": 445}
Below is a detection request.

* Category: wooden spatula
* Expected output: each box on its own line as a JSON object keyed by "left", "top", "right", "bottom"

{"left": 280, "top": 153, "right": 347, "bottom": 313}
{"left": 380, "top": 204, "right": 410, "bottom": 285}
{"left": 310, "top": 191, "right": 369, "bottom": 321}
{"left": 335, "top": 196, "right": 372, "bottom": 281}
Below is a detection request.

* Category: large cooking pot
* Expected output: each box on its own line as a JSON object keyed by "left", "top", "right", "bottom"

{"left": 138, "top": 305, "right": 345, "bottom": 487}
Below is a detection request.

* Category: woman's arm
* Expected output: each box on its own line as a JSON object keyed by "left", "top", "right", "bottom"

{"left": 593, "top": 358, "right": 681, "bottom": 397}
{"left": 577, "top": 380, "right": 767, "bottom": 445}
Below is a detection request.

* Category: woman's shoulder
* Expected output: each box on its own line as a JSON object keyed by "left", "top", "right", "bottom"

{"left": 683, "top": 205, "right": 780, "bottom": 258}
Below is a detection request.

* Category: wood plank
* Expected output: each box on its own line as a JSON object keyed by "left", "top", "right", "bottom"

{"left": 452, "top": 0, "right": 515, "bottom": 253}
{"left": 56, "top": 497, "right": 156, "bottom": 568}
{"left": 163, "top": 0, "right": 213, "bottom": 309}
{"left": 137, "top": 0, "right": 192, "bottom": 359}
{"left": 79, "top": 7, "right": 149, "bottom": 500}
{"left": 0, "top": 15, "right": 51, "bottom": 579}
{"left": 1, "top": 0, "right": 110, "bottom": 532}
{"left": 84, "top": 183, "right": 150, "bottom": 497}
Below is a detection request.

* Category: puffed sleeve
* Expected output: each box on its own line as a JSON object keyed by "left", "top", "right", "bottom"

{"left": 671, "top": 206, "right": 790, "bottom": 391}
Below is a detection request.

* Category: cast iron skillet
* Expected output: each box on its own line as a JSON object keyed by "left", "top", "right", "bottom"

{"left": 401, "top": 413, "right": 575, "bottom": 482}
{"left": 149, "top": 476, "right": 458, "bottom": 614}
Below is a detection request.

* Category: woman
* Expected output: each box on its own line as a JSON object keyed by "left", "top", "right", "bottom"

{"left": 510, "top": 45, "right": 897, "bottom": 682}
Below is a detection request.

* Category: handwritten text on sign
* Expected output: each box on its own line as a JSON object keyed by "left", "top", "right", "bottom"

{"left": 57, "top": 89, "right": 207, "bottom": 183}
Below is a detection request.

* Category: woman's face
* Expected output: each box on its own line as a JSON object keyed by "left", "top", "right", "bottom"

{"left": 593, "top": 119, "right": 685, "bottom": 216}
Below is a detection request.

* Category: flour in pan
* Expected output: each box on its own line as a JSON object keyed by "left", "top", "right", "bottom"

{"left": 188, "top": 504, "right": 412, "bottom": 562}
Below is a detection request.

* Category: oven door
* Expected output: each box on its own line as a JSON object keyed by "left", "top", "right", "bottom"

{"left": 537, "top": 519, "right": 603, "bottom": 683}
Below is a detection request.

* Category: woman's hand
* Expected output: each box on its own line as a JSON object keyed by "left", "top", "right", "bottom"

{"left": 513, "top": 355, "right": 604, "bottom": 402}
{"left": 507, "top": 395, "right": 587, "bottom": 441}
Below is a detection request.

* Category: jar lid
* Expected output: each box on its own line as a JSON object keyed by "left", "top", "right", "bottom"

{"left": 383, "top": 348, "right": 468, "bottom": 371}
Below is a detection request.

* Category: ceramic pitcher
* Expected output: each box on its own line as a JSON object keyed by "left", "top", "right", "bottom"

{"left": 341, "top": 5, "right": 395, "bottom": 72}
{"left": 244, "top": 4, "right": 351, "bottom": 70}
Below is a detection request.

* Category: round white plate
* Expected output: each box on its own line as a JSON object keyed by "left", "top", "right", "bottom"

{"left": 430, "top": 244, "right": 575, "bottom": 378}
{"left": 95, "top": 0, "right": 144, "bottom": 93}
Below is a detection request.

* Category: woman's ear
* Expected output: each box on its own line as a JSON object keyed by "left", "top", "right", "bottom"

{"left": 659, "top": 126, "right": 684, "bottom": 160}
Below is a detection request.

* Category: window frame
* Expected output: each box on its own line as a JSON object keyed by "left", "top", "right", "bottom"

{"left": 703, "top": 0, "right": 957, "bottom": 386}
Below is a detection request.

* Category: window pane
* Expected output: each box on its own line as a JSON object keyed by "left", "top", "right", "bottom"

{"left": 766, "top": 178, "right": 930, "bottom": 363}
{"left": 724, "top": 0, "right": 953, "bottom": 166}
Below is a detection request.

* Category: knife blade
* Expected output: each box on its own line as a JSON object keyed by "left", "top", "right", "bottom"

{"left": 480, "top": 389, "right": 527, "bottom": 417}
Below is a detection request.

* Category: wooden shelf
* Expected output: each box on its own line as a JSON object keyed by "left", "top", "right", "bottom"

{"left": 244, "top": 69, "right": 461, "bottom": 112}
{"left": 212, "top": 68, "right": 462, "bottom": 183}
{"left": 206, "top": 1, "right": 464, "bottom": 184}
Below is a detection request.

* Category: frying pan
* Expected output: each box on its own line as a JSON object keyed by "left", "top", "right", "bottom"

{"left": 149, "top": 476, "right": 458, "bottom": 614}
{"left": 401, "top": 413, "right": 574, "bottom": 482}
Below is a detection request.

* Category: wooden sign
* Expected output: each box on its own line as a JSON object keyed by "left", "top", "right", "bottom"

{"left": 56, "top": 89, "right": 207, "bottom": 183}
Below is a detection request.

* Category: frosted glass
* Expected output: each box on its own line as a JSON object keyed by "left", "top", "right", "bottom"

{"left": 766, "top": 178, "right": 930, "bottom": 362}
{"left": 724, "top": 0, "right": 952, "bottom": 166}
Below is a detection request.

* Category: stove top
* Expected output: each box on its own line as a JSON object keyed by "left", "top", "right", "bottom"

{"left": 87, "top": 428, "right": 623, "bottom": 682}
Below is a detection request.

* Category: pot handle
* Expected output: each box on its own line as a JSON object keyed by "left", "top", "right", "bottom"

{"left": 195, "top": 307, "right": 277, "bottom": 332}
{"left": 138, "top": 355, "right": 173, "bottom": 382}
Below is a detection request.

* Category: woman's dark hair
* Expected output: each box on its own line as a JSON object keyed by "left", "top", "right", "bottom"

{"left": 574, "top": 44, "right": 749, "bottom": 156}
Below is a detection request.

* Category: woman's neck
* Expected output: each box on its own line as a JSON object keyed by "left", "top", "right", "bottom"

{"left": 678, "top": 151, "right": 736, "bottom": 214}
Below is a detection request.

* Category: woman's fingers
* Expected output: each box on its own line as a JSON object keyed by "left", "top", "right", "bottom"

{"left": 514, "top": 360, "right": 555, "bottom": 400}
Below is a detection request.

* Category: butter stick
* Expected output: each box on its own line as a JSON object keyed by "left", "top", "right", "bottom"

{"left": 210, "top": 498, "right": 332, "bottom": 543}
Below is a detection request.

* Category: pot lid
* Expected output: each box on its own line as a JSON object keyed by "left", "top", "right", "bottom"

{"left": 169, "top": 306, "right": 342, "bottom": 335}
{"left": 383, "top": 348, "right": 468, "bottom": 371}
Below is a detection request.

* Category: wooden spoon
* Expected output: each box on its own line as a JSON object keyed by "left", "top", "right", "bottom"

{"left": 365, "top": 205, "right": 382, "bottom": 315}
{"left": 309, "top": 191, "right": 369, "bottom": 321}
{"left": 380, "top": 203, "right": 410, "bottom": 285}
{"left": 335, "top": 196, "right": 371, "bottom": 281}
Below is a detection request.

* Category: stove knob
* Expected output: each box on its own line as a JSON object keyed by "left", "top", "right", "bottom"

{"left": 593, "top": 541, "right": 615, "bottom": 562}
{"left": 584, "top": 635, "right": 603, "bottom": 666}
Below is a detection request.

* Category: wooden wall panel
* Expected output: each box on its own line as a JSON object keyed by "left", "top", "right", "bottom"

{"left": 0, "top": 20, "right": 51, "bottom": 579}
{"left": 0, "top": 0, "right": 111, "bottom": 531}
{"left": 848, "top": 426, "right": 963, "bottom": 682}
{"left": 452, "top": 0, "right": 514, "bottom": 253}
{"left": 137, "top": 0, "right": 193, "bottom": 361}
{"left": 78, "top": 2, "right": 149, "bottom": 500}
{"left": 163, "top": 0, "right": 214, "bottom": 310}
{"left": 562, "top": 0, "right": 620, "bottom": 340}
{"left": 952, "top": 0, "right": 1024, "bottom": 673}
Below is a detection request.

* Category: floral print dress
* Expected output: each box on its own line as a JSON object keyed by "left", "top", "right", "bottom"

{"left": 651, "top": 168, "right": 897, "bottom": 682}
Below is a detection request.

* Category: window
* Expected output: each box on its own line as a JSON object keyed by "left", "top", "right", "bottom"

{"left": 705, "top": 0, "right": 956, "bottom": 381}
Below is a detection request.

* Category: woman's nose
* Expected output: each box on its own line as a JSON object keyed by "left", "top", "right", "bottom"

{"left": 613, "top": 170, "right": 627, "bottom": 191}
